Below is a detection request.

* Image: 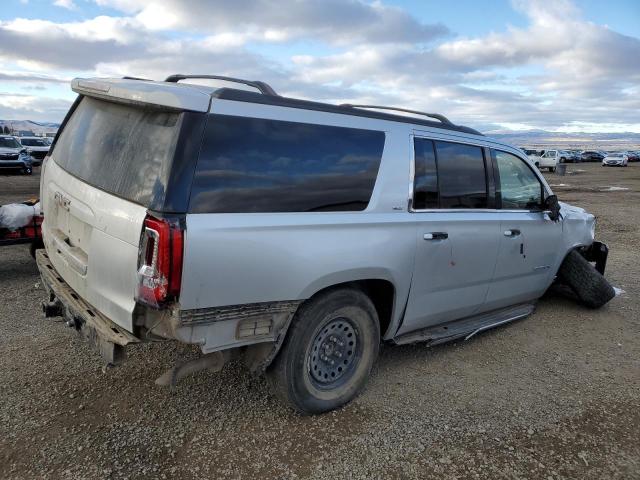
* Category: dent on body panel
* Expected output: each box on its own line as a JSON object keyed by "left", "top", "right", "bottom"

{"left": 560, "top": 202, "right": 596, "bottom": 250}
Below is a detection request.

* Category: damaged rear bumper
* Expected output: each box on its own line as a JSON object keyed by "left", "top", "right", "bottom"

{"left": 36, "top": 250, "right": 140, "bottom": 365}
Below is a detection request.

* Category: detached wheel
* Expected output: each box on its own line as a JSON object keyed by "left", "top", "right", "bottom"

{"left": 267, "top": 288, "right": 380, "bottom": 414}
{"left": 558, "top": 249, "right": 615, "bottom": 309}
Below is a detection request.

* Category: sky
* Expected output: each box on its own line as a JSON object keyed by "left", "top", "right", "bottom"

{"left": 0, "top": 0, "right": 638, "bottom": 133}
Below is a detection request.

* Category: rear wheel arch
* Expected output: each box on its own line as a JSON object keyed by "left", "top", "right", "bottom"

{"left": 301, "top": 279, "right": 395, "bottom": 339}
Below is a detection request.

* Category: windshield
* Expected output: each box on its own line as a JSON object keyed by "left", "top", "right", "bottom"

{"left": 20, "top": 138, "right": 48, "bottom": 147}
{"left": 0, "top": 137, "right": 21, "bottom": 149}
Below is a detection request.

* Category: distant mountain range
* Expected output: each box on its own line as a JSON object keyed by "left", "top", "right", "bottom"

{"left": 486, "top": 130, "right": 640, "bottom": 149}
{"left": 0, "top": 119, "right": 60, "bottom": 136}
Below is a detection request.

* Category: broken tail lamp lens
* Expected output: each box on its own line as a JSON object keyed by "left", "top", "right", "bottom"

{"left": 136, "top": 215, "right": 183, "bottom": 307}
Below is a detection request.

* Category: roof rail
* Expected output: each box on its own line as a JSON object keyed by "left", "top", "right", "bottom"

{"left": 164, "top": 74, "right": 278, "bottom": 96}
{"left": 339, "top": 104, "right": 453, "bottom": 126}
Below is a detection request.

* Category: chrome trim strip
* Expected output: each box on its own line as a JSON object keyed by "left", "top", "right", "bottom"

{"left": 464, "top": 309, "right": 532, "bottom": 341}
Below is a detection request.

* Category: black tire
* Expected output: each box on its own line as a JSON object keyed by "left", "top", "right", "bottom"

{"left": 549, "top": 167, "right": 556, "bottom": 173}
{"left": 23, "top": 167, "right": 32, "bottom": 175}
{"left": 558, "top": 250, "right": 615, "bottom": 309}
{"left": 266, "top": 288, "right": 380, "bottom": 414}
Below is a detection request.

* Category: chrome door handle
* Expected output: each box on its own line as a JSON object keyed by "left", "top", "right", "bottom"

{"left": 424, "top": 232, "right": 448, "bottom": 240}
{"left": 503, "top": 229, "right": 521, "bottom": 237}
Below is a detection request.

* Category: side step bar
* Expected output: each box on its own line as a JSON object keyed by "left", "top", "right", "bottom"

{"left": 394, "top": 303, "right": 535, "bottom": 346}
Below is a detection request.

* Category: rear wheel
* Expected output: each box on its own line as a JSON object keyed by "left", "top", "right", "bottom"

{"left": 549, "top": 167, "right": 556, "bottom": 172}
{"left": 22, "top": 166, "right": 32, "bottom": 175}
{"left": 267, "top": 288, "right": 380, "bottom": 414}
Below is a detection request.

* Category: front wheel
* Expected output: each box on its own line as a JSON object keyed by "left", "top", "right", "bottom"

{"left": 22, "top": 166, "right": 32, "bottom": 175}
{"left": 549, "top": 167, "right": 556, "bottom": 172}
{"left": 267, "top": 288, "right": 380, "bottom": 414}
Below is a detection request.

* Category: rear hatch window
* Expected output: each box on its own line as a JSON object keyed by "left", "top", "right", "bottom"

{"left": 52, "top": 96, "right": 183, "bottom": 208}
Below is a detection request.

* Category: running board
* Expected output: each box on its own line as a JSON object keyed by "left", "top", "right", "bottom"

{"left": 394, "top": 303, "right": 535, "bottom": 346}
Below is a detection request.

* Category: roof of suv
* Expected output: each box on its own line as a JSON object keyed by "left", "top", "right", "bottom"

{"left": 71, "top": 77, "right": 483, "bottom": 137}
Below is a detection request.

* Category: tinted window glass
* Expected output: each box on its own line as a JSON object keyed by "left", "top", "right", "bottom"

{"left": 493, "top": 150, "right": 543, "bottom": 210}
{"left": 435, "top": 141, "right": 487, "bottom": 209}
{"left": 413, "top": 138, "right": 438, "bottom": 209}
{"left": 190, "top": 115, "right": 385, "bottom": 213}
{"left": 21, "top": 138, "right": 48, "bottom": 147}
{"left": 0, "top": 137, "right": 21, "bottom": 149}
{"left": 53, "top": 96, "right": 182, "bottom": 206}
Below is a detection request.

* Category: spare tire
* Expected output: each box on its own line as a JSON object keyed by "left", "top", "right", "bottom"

{"left": 558, "top": 249, "right": 615, "bottom": 308}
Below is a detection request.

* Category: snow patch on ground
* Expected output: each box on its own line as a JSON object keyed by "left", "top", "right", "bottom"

{"left": 549, "top": 183, "right": 570, "bottom": 187}
{"left": 601, "top": 186, "right": 630, "bottom": 191}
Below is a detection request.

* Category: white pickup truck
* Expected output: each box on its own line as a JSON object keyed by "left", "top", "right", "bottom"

{"left": 522, "top": 149, "right": 561, "bottom": 172}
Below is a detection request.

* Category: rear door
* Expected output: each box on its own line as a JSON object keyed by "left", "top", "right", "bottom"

{"left": 42, "top": 96, "right": 198, "bottom": 331}
{"left": 484, "top": 149, "right": 562, "bottom": 309}
{"left": 399, "top": 137, "right": 501, "bottom": 335}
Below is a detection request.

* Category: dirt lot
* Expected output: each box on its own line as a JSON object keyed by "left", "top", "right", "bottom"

{"left": 1, "top": 163, "right": 639, "bottom": 479}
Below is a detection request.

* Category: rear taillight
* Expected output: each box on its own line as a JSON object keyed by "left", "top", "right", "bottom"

{"left": 136, "top": 214, "right": 184, "bottom": 308}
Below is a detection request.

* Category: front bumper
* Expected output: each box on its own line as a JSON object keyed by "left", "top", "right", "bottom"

{"left": 583, "top": 241, "right": 608, "bottom": 275}
{"left": 0, "top": 160, "right": 30, "bottom": 169}
{"left": 36, "top": 250, "right": 139, "bottom": 365}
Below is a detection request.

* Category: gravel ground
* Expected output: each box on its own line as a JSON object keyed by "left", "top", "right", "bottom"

{"left": 1, "top": 163, "right": 639, "bottom": 479}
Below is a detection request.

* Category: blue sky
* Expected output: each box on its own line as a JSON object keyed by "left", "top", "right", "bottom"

{"left": 0, "top": 0, "right": 638, "bottom": 133}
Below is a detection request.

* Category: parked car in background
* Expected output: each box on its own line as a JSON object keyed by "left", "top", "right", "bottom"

{"left": 535, "top": 149, "right": 568, "bottom": 171}
{"left": 602, "top": 153, "right": 628, "bottom": 167}
{"left": 581, "top": 150, "right": 605, "bottom": 162}
{"left": 566, "top": 150, "right": 582, "bottom": 162}
{"left": 521, "top": 148, "right": 549, "bottom": 171}
{"left": 18, "top": 136, "right": 50, "bottom": 166}
{"left": 0, "top": 135, "right": 33, "bottom": 174}
{"left": 625, "top": 151, "right": 639, "bottom": 162}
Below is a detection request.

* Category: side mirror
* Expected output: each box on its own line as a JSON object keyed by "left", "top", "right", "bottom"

{"left": 544, "top": 194, "right": 561, "bottom": 221}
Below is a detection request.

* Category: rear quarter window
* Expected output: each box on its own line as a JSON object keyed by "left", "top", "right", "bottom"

{"left": 189, "top": 115, "right": 385, "bottom": 213}
{"left": 52, "top": 96, "right": 182, "bottom": 207}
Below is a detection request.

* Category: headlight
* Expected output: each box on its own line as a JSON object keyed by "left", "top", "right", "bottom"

{"left": 590, "top": 217, "right": 596, "bottom": 240}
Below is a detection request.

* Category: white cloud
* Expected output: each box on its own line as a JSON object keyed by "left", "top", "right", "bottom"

{"left": 53, "top": 0, "right": 77, "bottom": 9}
{"left": 0, "top": 0, "right": 637, "bottom": 132}
{"left": 0, "top": 93, "right": 72, "bottom": 122}
{"left": 96, "top": 0, "right": 449, "bottom": 45}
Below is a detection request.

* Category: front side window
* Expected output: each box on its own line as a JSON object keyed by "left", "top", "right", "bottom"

{"left": 435, "top": 141, "right": 488, "bottom": 209}
{"left": 493, "top": 150, "right": 543, "bottom": 210}
{"left": 190, "top": 115, "right": 385, "bottom": 213}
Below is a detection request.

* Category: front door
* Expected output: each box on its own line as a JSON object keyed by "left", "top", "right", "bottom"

{"left": 399, "top": 137, "right": 501, "bottom": 335}
{"left": 485, "top": 149, "right": 562, "bottom": 309}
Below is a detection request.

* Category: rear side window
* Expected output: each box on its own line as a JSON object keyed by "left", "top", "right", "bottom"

{"left": 189, "top": 115, "right": 385, "bottom": 213}
{"left": 435, "top": 141, "right": 488, "bottom": 209}
{"left": 52, "top": 96, "right": 182, "bottom": 206}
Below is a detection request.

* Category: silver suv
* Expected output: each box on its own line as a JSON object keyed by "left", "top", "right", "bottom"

{"left": 37, "top": 75, "right": 613, "bottom": 414}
